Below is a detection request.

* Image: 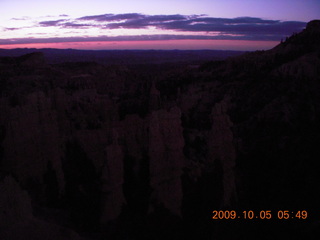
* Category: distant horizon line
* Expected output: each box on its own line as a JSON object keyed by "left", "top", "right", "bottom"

{"left": 0, "top": 47, "right": 250, "bottom": 52}
{"left": 0, "top": 39, "right": 280, "bottom": 52}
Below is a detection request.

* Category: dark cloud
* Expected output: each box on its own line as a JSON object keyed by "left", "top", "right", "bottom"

{"left": 39, "top": 19, "right": 92, "bottom": 29}
{"left": 104, "top": 14, "right": 188, "bottom": 29}
{"left": 4, "top": 27, "right": 21, "bottom": 31}
{"left": 4, "top": 26, "right": 34, "bottom": 31}
{"left": 76, "top": 14, "right": 306, "bottom": 40}
{"left": 77, "top": 13, "right": 143, "bottom": 22}
{"left": 76, "top": 14, "right": 113, "bottom": 21}
{"left": 158, "top": 17, "right": 305, "bottom": 36}
{"left": 39, "top": 20, "right": 66, "bottom": 27}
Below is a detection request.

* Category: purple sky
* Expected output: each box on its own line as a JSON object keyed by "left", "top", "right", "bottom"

{"left": 1, "top": 0, "right": 319, "bottom": 50}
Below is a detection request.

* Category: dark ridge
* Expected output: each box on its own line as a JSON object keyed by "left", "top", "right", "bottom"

{"left": 0, "top": 48, "right": 245, "bottom": 65}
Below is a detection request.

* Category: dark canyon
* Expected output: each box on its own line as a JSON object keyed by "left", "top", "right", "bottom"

{"left": 1, "top": 20, "right": 320, "bottom": 240}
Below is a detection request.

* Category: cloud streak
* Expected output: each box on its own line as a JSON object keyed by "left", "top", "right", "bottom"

{"left": 39, "top": 19, "right": 66, "bottom": 27}
{"left": 1, "top": 13, "right": 307, "bottom": 45}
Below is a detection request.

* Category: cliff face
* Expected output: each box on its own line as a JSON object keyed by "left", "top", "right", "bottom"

{"left": 208, "top": 99, "right": 236, "bottom": 207}
{"left": 1, "top": 20, "right": 320, "bottom": 239}
{"left": 100, "top": 130, "right": 125, "bottom": 224}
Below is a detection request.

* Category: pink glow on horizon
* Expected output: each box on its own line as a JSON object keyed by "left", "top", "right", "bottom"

{"left": 0, "top": 40, "right": 279, "bottom": 51}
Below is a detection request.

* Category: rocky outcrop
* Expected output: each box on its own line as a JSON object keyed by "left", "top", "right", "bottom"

{"left": 306, "top": 20, "right": 320, "bottom": 33}
{"left": 0, "top": 91, "right": 64, "bottom": 203}
{"left": 0, "top": 176, "right": 83, "bottom": 240}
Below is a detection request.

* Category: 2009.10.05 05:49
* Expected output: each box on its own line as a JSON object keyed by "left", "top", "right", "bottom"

{"left": 212, "top": 210, "right": 308, "bottom": 220}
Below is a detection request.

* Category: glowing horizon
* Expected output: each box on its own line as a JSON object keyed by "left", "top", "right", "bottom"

{"left": 0, "top": 40, "right": 279, "bottom": 51}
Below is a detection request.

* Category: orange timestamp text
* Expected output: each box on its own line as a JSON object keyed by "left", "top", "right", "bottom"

{"left": 212, "top": 210, "right": 308, "bottom": 220}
